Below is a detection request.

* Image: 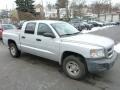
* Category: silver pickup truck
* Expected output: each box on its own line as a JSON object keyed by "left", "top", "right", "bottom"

{"left": 2, "top": 20, "right": 117, "bottom": 80}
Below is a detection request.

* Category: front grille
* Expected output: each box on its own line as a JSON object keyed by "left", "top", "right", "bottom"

{"left": 106, "top": 46, "right": 114, "bottom": 58}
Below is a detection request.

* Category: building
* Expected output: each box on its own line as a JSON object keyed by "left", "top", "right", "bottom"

{"left": 34, "top": 4, "right": 45, "bottom": 19}
{"left": 0, "top": 10, "right": 11, "bottom": 24}
{"left": 59, "top": 8, "right": 66, "bottom": 18}
{"left": 44, "top": 6, "right": 57, "bottom": 19}
{"left": 35, "top": 4, "right": 43, "bottom": 13}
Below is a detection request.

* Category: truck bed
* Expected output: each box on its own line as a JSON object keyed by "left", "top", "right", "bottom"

{"left": 2, "top": 30, "right": 21, "bottom": 48}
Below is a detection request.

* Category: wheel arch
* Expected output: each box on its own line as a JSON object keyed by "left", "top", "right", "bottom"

{"left": 60, "top": 51, "right": 87, "bottom": 68}
{"left": 8, "top": 39, "right": 16, "bottom": 46}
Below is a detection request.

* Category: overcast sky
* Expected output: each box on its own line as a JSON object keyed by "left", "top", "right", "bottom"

{"left": 0, "top": 0, "right": 120, "bottom": 10}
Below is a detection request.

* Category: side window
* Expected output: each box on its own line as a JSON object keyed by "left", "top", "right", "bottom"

{"left": 37, "top": 23, "right": 53, "bottom": 35}
{"left": 25, "top": 23, "right": 36, "bottom": 34}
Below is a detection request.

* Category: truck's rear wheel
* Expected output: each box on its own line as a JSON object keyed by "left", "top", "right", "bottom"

{"left": 9, "top": 43, "right": 21, "bottom": 57}
{"left": 62, "top": 55, "right": 86, "bottom": 80}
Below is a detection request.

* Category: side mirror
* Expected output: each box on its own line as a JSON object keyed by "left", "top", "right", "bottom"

{"left": 17, "top": 25, "right": 22, "bottom": 29}
{"left": 17, "top": 26, "right": 21, "bottom": 29}
{"left": 0, "top": 28, "right": 3, "bottom": 31}
{"left": 43, "top": 33, "right": 55, "bottom": 38}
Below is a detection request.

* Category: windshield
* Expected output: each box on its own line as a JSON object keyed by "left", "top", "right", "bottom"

{"left": 82, "top": 22, "right": 88, "bottom": 24}
{"left": 51, "top": 22, "right": 80, "bottom": 37}
{"left": 2, "top": 24, "right": 17, "bottom": 30}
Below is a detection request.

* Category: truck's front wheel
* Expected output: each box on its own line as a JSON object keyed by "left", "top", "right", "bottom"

{"left": 63, "top": 55, "right": 86, "bottom": 80}
{"left": 9, "top": 43, "right": 21, "bottom": 57}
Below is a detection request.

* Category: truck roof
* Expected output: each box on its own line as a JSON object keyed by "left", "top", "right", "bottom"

{"left": 25, "top": 20, "right": 65, "bottom": 24}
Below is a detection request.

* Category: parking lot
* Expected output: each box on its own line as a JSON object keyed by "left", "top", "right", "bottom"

{"left": 0, "top": 25, "right": 120, "bottom": 90}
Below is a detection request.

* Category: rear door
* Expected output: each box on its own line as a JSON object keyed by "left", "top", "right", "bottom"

{"left": 20, "top": 22, "right": 37, "bottom": 54}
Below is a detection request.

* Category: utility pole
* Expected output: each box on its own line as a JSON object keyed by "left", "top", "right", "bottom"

{"left": 40, "top": 0, "right": 44, "bottom": 19}
{"left": 119, "top": 14, "right": 120, "bottom": 21}
{"left": 12, "top": 3, "right": 15, "bottom": 10}
{"left": 66, "top": 0, "right": 69, "bottom": 21}
{"left": 6, "top": 4, "right": 8, "bottom": 10}
{"left": 5, "top": 4, "right": 9, "bottom": 24}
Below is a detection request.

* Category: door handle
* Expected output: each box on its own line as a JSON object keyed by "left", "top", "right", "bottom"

{"left": 36, "top": 39, "right": 42, "bottom": 41}
{"left": 21, "top": 36, "right": 26, "bottom": 39}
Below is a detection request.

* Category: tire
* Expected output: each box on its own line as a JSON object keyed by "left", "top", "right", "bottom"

{"left": 62, "top": 55, "right": 86, "bottom": 80}
{"left": 89, "top": 27, "right": 91, "bottom": 30}
{"left": 9, "top": 43, "right": 21, "bottom": 58}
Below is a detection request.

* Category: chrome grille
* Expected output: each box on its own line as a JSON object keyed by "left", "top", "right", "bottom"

{"left": 106, "top": 46, "right": 114, "bottom": 58}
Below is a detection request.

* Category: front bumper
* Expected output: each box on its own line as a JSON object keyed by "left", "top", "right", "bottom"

{"left": 86, "top": 51, "right": 118, "bottom": 73}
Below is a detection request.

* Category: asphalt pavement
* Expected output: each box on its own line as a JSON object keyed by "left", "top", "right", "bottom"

{"left": 0, "top": 25, "right": 120, "bottom": 90}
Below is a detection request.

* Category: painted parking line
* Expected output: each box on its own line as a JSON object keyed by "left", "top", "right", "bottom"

{"left": 114, "top": 43, "right": 120, "bottom": 53}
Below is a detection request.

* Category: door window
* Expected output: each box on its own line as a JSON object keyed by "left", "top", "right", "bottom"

{"left": 25, "top": 23, "right": 36, "bottom": 34}
{"left": 37, "top": 23, "right": 53, "bottom": 35}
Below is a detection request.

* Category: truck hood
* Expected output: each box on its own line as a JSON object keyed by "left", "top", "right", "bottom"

{"left": 61, "top": 34, "right": 114, "bottom": 48}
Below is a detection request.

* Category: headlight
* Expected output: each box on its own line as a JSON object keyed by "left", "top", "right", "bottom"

{"left": 90, "top": 49, "right": 105, "bottom": 58}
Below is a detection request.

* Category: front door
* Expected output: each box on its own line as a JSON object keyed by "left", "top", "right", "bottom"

{"left": 35, "top": 23, "right": 60, "bottom": 61}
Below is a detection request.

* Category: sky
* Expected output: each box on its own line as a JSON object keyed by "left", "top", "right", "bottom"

{"left": 0, "top": 0, "right": 120, "bottom": 10}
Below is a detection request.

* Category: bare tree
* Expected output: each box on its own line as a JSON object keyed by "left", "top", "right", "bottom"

{"left": 55, "top": 0, "right": 68, "bottom": 19}
{"left": 112, "top": 3, "right": 120, "bottom": 12}
{"left": 91, "top": 0, "right": 111, "bottom": 20}
{"left": 47, "top": 3, "right": 52, "bottom": 11}
{"left": 112, "top": 3, "right": 120, "bottom": 21}
{"left": 55, "top": 3, "right": 60, "bottom": 19}
{"left": 70, "top": 0, "right": 86, "bottom": 17}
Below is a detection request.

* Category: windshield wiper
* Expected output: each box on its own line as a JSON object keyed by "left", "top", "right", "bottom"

{"left": 61, "top": 32, "right": 80, "bottom": 37}
{"left": 61, "top": 34, "right": 72, "bottom": 36}
{"left": 72, "top": 32, "right": 80, "bottom": 35}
